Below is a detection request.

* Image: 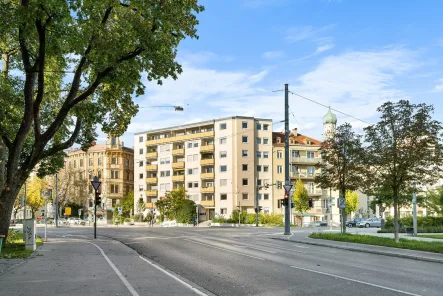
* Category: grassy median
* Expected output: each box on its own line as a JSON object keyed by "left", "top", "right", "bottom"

{"left": 418, "top": 234, "right": 443, "bottom": 240}
{"left": 0, "top": 231, "right": 43, "bottom": 259}
{"left": 309, "top": 233, "right": 443, "bottom": 254}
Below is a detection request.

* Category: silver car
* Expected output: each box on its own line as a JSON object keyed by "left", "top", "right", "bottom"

{"left": 357, "top": 218, "right": 382, "bottom": 228}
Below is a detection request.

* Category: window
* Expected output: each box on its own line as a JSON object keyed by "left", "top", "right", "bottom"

{"left": 220, "top": 123, "right": 227, "bottom": 130}
{"left": 242, "top": 178, "right": 248, "bottom": 186}
{"left": 263, "top": 124, "right": 269, "bottom": 130}
{"left": 194, "top": 182, "right": 199, "bottom": 188}
{"left": 126, "top": 171, "right": 130, "bottom": 180}
{"left": 139, "top": 173, "right": 143, "bottom": 179}
{"left": 80, "top": 159, "right": 84, "bottom": 167}
{"left": 139, "top": 161, "right": 143, "bottom": 167}
{"left": 256, "top": 123, "right": 261, "bottom": 130}
{"left": 187, "top": 155, "right": 193, "bottom": 162}
{"left": 256, "top": 165, "right": 262, "bottom": 172}
{"left": 160, "top": 171, "right": 170, "bottom": 177}
{"left": 242, "top": 121, "right": 248, "bottom": 129}
{"left": 277, "top": 165, "right": 283, "bottom": 174}
{"left": 220, "top": 194, "right": 227, "bottom": 200}
{"left": 242, "top": 164, "right": 248, "bottom": 171}
{"left": 139, "top": 148, "right": 143, "bottom": 155}
{"left": 277, "top": 151, "right": 283, "bottom": 158}
{"left": 220, "top": 165, "right": 227, "bottom": 172}
{"left": 193, "top": 154, "right": 199, "bottom": 162}
{"left": 220, "top": 151, "right": 227, "bottom": 158}
{"left": 188, "top": 182, "right": 193, "bottom": 189}
{"left": 263, "top": 166, "right": 269, "bottom": 172}
{"left": 187, "top": 168, "right": 193, "bottom": 175}
{"left": 73, "top": 160, "right": 77, "bottom": 168}
{"left": 188, "top": 143, "right": 193, "bottom": 148}
{"left": 111, "top": 137, "right": 117, "bottom": 146}
{"left": 98, "top": 157, "right": 102, "bottom": 165}
{"left": 111, "top": 171, "right": 119, "bottom": 179}
{"left": 257, "top": 193, "right": 262, "bottom": 200}
{"left": 263, "top": 152, "right": 269, "bottom": 158}
{"left": 256, "top": 151, "right": 262, "bottom": 158}
{"left": 193, "top": 168, "right": 199, "bottom": 175}
{"left": 89, "top": 158, "right": 93, "bottom": 166}
{"left": 242, "top": 193, "right": 248, "bottom": 200}
{"left": 307, "top": 167, "right": 315, "bottom": 176}
{"left": 242, "top": 136, "right": 248, "bottom": 143}
{"left": 193, "top": 142, "right": 199, "bottom": 148}
{"left": 220, "top": 137, "right": 227, "bottom": 144}
{"left": 111, "top": 184, "right": 119, "bottom": 193}
{"left": 264, "top": 193, "right": 269, "bottom": 200}
{"left": 256, "top": 137, "right": 262, "bottom": 144}
{"left": 242, "top": 150, "right": 248, "bottom": 157}
{"left": 165, "top": 157, "right": 171, "bottom": 164}
{"left": 263, "top": 138, "right": 269, "bottom": 144}
{"left": 220, "top": 208, "right": 227, "bottom": 214}
{"left": 307, "top": 152, "right": 315, "bottom": 159}
{"left": 292, "top": 150, "right": 300, "bottom": 158}
{"left": 139, "top": 185, "right": 143, "bottom": 192}
{"left": 160, "top": 184, "right": 165, "bottom": 191}
{"left": 257, "top": 179, "right": 262, "bottom": 186}
{"left": 126, "top": 159, "right": 130, "bottom": 167}
{"left": 112, "top": 158, "right": 117, "bottom": 164}
{"left": 98, "top": 170, "right": 102, "bottom": 178}
{"left": 308, "top": 182, "right": 315, "bottom": 194}
{"left": 220, "top": 179, "right": 227, "bottom": 186}
{"left": 139, "top": 136, "right": 143, "bottom": 143}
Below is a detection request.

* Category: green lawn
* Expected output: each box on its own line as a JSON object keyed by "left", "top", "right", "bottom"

{"left": 0, "top": 231, "right": 43, "bottom": 259}
{"left": 417, "top": 234, "right": 443, "bottom": 240}
{"left": 309, "top": 233, "right": 443, "bottom": 254}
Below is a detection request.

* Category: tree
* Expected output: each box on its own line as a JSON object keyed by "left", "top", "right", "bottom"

{"left": 176, "top": 199, "right": 197, "bottom": 224}
{"left": 364, "top": 100, "right": 443, "bottom": 243}
{"left": 12, "top": 189, "right": 24, "bottom": 222}
{"left": 0, "top": 1, "right": 204, "bottom": 236}
{"left": 424, "top": 186, "right": 443, "bottom": 216}
{"left": 315, "top": 123, "right": 366, "bottom": 233}
{"left": 345, "top": 191, "right": 359, "bottom": 215}
{"left": 292, "top": 179, "right": 310, "bottom": 214}
{"left": 136, "top": 199, "right": 146, "bottom": 215}
{"left": 121, "top": 191, "right": 134, "bottom": 218}
{"left": 155, "top": 188, "right": 188, "bottom": 221}
{"left": 26, "top": 177, "right": 47, "bottom": 218}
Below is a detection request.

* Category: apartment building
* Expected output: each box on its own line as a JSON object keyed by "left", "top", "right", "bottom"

{"left": 65, "top": 136, "right": 134, "bottom": 221}
{"left": 134, "top": 116, "right": 273, "bottom": 221}
{"left": 272, "top": 129, "right": 327, "bottom": 225}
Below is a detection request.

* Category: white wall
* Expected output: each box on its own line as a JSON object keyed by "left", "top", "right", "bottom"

{"left": 255, "top": 120, "right": 273, "bottom": 213}
{"left": 133, "top": 134, "right": 145, "bottom": 207}
{"left": 158, "top": 143, "right": 172, "bottom": 198}
{"left": 185, "top": 140, "right": 201, "bottom": 202}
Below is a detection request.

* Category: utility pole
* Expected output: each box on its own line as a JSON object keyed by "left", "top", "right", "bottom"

{"left": 255, "top": 177, "right": 259, "bottom": 227}
{"left": 284, "top": 83, "right": 291, "bottom": 235}
{"left": 55, "top": 173, "right": 59, "bottom": 227}
{"left": 412, "top": 182, "right": 417, "bottom": 236}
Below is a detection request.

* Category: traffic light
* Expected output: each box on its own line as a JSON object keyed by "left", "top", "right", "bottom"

{"left": 291, "top": 202, "right": 295, "bottom": 208}
{"left": 95, "top": 192, "right": 101, "bottom": 204}
{"left": 277, "top": 181, "right": 282, "bottom": 189}
{"left": 309, "top": 198, "right": 313, "bottom": 208}
{"left": 258, "top": 206, "right": 263, "bottom": 212}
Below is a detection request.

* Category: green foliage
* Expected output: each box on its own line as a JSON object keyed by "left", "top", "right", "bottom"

{"left": 133, "top": 213, "right": 143, "bottom": 222}
{"left": 383, "top": 216, "right": 443, "bottom": 228}
{"left": 176, "top": 199, "right": 197, "bottom": 224}
{"left": 211, "top": 216, "right": 227, "bottom": 223}
{"left": 425, "top": 186, "right": 443, "bottom": 215}
{"left": 417, "top": 234, "right": 443, "bottom": 239}
{"left": 212, "top": 212, "right": 284, "bottom": 226}
{"left": 292, "top": 179, "right": 310, "bottom": 213}
{"left": 121, "top": 191, "right": 134, "bottom": 218}
{"left": 309, "top": 232, "right": 443, "bottom": 254}
{"left": 378, "top": 226, "right": 443, "bottom": 233}
{"left": 136, "top": 199, "right": 146, "bottom": 214}
{"left": 155, "top": 188, "right": 192, "bottom": 221}
{"left": 245, "top": 213, "right": 256, "bottom": 224}
{"left": 232, "top": 210, "right": 248, "bottom": 224}
{"left": 123, "top": 218, "right": 131, "bottom": 223}
{"left": 1, "top": 230, "right": 43, "bottom": 259}
{"left": 260, "top": 213, "right": 284, "bottom": 225}
{"left": 112, "top": 208, "right": 121, "bottom": 225}
{"left": 345, "top": 190, "right": 359, "bottom": 214}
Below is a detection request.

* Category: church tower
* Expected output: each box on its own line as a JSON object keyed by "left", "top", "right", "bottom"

{"left": 323, "top": 108, "right": 337, "bottom": 140}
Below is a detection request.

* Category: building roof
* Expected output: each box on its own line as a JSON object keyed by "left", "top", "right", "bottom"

{"left": 323, "top": 108, "right": 337, "bottom": 125}
{"left": 272, "top": 131, "right": 322, "bottom": 147}
{"left": 67, "top": 143, "right": 133, "bottom": 155}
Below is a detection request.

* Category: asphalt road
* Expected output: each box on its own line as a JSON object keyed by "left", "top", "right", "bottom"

{"left": 39, "top": 226, "right": 443, "bottom": 296}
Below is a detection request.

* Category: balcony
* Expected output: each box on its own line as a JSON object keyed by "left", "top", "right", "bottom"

{"left": 145, "top": 190, "right": 158, "bottom": 196}
{"left": 200, "top": 200, "right": 215, "bottom": 207}
{"left": 200, "top": 145, "right": 215, "bottom": 153}
{"left": 290, "top": 172, "right": 320, "bottom": 179}
{"left": 291, "top": 157, "right": 322, "bottom": 164}
{"left": 145, "top": 202, "right": 157, "bottom": 209}
{"left": 146, "top": 152, "right": 158, "bottom": 159}
{"left": 307, "top": 207, "right": 325, "bottom": 214}
{"left": 147, "top": 131, "right": 215, "bottom": 145}
{"left": 146, "top": 177, "right": 158, "bottom": 183}
{"left": 200, "top": 158, "right": 215, "bottom": 166}
{"left": 308, "top": 189, "right": 323, "bottom": 196}
{"left": 145, "top": 164, "right": 158, "bottom": 171}
{"left": 172, "top": 175, "right": 185, "bottom": 182}
{"left": 201, "top": 187, "right": 215, "bottom": 193}
{"left": 172, "top": 161, "right": 185, "bottom": 169}
{"left": 200, "top": 172, "right": 215, "bottom": 179}
{"left": 172, "top": 149, "right": 185, "bottom": 156}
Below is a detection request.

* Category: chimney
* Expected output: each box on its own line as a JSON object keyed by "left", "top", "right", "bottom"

{"left": 291, "top": 128, "right": 298, "bottom": 136}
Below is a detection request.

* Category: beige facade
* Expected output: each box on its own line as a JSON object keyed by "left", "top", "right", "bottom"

{"left": 134, "top": 116, "right": 273, "bottom": 221}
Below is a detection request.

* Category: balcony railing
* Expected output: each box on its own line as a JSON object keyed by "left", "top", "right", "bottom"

{"left": 146, "top": 177, "right": 158, "bottom": 183}
{"left": 172, "top": 161, "right": 185, "bottom": 169}
{"left": 200, "top": 200, "right": 215, "bottom": 207}
{"left": 146, "top": 152, "right": 158, "bottom": 159}
{"left": 200, "top": 172, "right": 215, "bottom": 179}
{"left": 200, "top": 158, "right": 215, "bottom": 166}
{"left": 290, "top": 172, "right": 320, "bottom": 179}
{"left": 307, "top": 189, "right": 323, "bottom": 196}
{"left": 200, "top": 145, "right": 215, "bottom": 153}
{"left": 147, "top": 131, "right": 214, "bottom": 145}
{"left": 291, "top": 157, "right": 322, "bottom": 164}
{"left": 172, "top": 149, "right": 185, "bottom": 156}
{"left": 145, "top": 190, "right": 158, "bottom": 196}
{"left": 201, "top": 187, "right": 215, "bottom": 193}
{"left": 145, "top": 164, "right": 158, "bottom": 171}
{"left": 307, "top": 207, "right": 324, "bottom": 214}
{"left": 172, "top": 175, "right": 185, "bottom": 182}
{"left": 145, "top": 202, "right": 156, "bottom": 209}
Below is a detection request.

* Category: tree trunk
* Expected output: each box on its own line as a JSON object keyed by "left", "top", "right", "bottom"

{"left": 393, "top": 199, "right": 399, "bottom": 243}
{"left": 0, "top": 139, "right": 5, "bottom": 190}
{"left": 341, "top": 189, "right": 347, "bottom": 234}
{"left": 0, "top": 187, "right": 20, "bottom": 237}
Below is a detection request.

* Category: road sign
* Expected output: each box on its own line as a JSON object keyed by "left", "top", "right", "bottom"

{"left": 65, "top": 207, "right": 71, "bottom": 216}
{"left": 283, "top": 184, "right": 293, "bottom": 194}
{"left": 41, "top": 189, "right": 52, "bottom": 200}
{"left": 118, "top": 207, "right": 122, "bottom": 214}
{"left": 338, "top": 198, "right": 346, "bottom": 209}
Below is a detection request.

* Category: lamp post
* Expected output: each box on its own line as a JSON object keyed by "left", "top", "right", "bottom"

{"left": 90, "top": 176, "right": 101, "bottom": 239}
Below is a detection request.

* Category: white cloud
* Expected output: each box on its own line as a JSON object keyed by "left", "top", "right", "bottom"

{"left": 263, "top": 51, "right": 285, "bottom": 59}
{"left": 432, "top": 78, "right": 443, "bottom": 92}
{"left": 315, "top": 43, "right": 335, "bottom": 53}
{"left": 285, "top": 25, "right": 334, "bottom": 43}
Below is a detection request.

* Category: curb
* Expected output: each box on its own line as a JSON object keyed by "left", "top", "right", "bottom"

{"left": 271, "top": 237, "right": 443, "bottom": 264}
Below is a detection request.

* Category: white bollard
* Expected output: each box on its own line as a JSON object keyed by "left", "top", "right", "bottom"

{"left": 24, "top": 219, "right": 36, "bottom": 251}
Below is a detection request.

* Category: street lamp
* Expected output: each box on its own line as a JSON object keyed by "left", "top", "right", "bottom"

{"left": 90, "top": 176, "right": 101, "bottom": 239}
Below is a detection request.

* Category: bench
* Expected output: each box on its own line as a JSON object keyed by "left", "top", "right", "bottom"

{"left": 405, "top": 227, "right": 414, "bottom": 236}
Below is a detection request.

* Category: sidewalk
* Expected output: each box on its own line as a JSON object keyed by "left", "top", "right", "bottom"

{"left": 0, "top": 236, "right": 210, "bottom": 296}
{"left": 272, "top": 230, "right": 443, "bottom": 264}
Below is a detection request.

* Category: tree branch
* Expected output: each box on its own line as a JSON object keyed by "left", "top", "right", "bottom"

{"left": 42, "top": 118, "right": 82, "bottom": 158}
{"left": 34, "top": 18, "right": 47, "bottom": 142}
{"left": 1, "top": 135, "right": 12, "bottom": 150}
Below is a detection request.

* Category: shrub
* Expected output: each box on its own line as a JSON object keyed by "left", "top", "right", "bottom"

{"left": 245, "top": 213, "right": 256, "bottom": 224}
{"left": 260, "top": 213, "right": 284, "bottom": 225}
{"left": 384, "top": 216, "right": 443, "bottom": 228}
{"left": 226, "top": 218, "right": 237, "bottom": 223}
{"left": 124, "top": 218, "right": 131, "bottom": 223}
{"left": 133, "top": 213, "right": 143, "bottom": 222}
{"left": 212, "top": 215, "right": 227, "bottom": 223}
{"left": 232, "top": 210, "right": 247, "bottom": 224}
{"left": 378, "top": 226, "right": 443, "bottom": 233}
{"left": 176, "top": 200, "right": 197, "bottom": 224}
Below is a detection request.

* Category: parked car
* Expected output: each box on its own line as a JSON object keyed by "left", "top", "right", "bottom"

{"left": 357, "top": 218, "right": 382, "bottom": 228}
{"left": 308, "top": 221, "right": 328, "bottom": 227}
{"left": 51, "top": 218, "right": 68, "bottom": 225}
{"left": 346, "top": 218, "right": 364, "bottom": 228}
{"left": 68, "top": 217, "right": 82, "bottom": 225}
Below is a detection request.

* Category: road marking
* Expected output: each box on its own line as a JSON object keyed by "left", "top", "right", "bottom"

{"left": 139, "top": 256, "right": 208, "bottom": 296}
{"left": 245, "top": 245, "right": 277, "bottom": 253}
{"left": 88, "top": 242, "right": 140, "bottom": 296}
{"left": 256, "top": 244, "right": 307, "bottom": 254}
{"left": 184, "top": 239, "right": 265, "bottom": 261}
{"left": 290, "top": 265, "right": 422, "bottom": 296}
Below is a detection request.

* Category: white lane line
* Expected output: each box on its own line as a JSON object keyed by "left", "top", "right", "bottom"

{"left": 290, "top": 265, "right": 422, "bottom": 296}
{"left": 255, "top": 244, "right": 306, "bottom": 254}
{"left": 88, "top": 242, "right": 140, "bottom": 296}
{"left": 139, "top": 256, "right": 208, "bottom": 296}
{"left": 184, "top": 239, "right": 265, "bottom": 261}
{"left": 246, "top": 246, "right": 277, "bottom": 254}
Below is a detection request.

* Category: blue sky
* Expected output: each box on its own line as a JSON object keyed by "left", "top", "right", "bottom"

{"left": 112, "top": 0, "right": 443, "bottom": 147}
